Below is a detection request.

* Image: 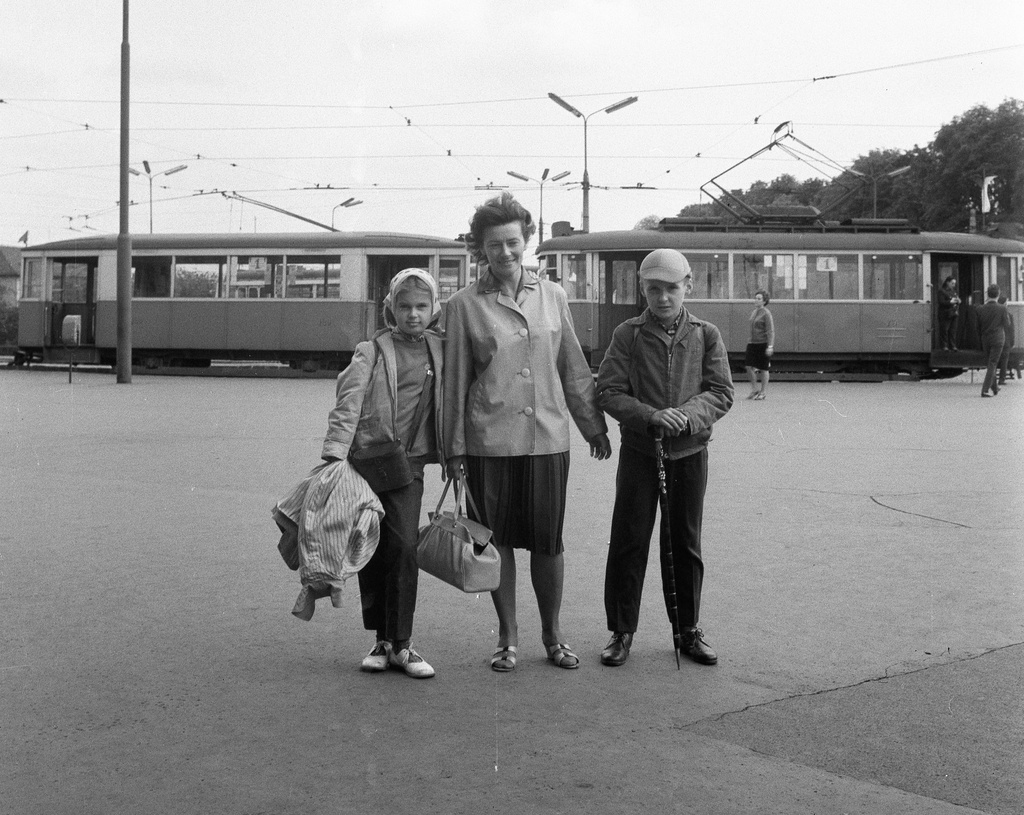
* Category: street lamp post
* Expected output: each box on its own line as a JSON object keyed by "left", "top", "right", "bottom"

{"left": 866, "top": 165, "right": 911, "bottom": 219}
{"left": 332, "top": 197, "right": 363, "bottom": 229}
{"left": 548, "top": 93, "right": 637, "bottom": 232}
{"left": 506, "top": 168, "right": 570, "bottom": 243}
{"left": 128, "top": 161, "right": 188, "bottom": 233}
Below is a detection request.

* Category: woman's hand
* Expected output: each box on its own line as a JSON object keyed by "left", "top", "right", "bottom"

{"left": 589, "top": 433, "right": 612, "bottom": 460}
{"left": 445, "top": 455, "right": 467, "bottom": 481}
{"left": 650, "top": 408, "right": 689, "bottom": 437}
{"left": 766, "top": 345, "right": 774, "bottom": 357}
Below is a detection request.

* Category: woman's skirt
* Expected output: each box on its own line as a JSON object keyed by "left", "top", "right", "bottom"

{"left": 745, "top": 342, "right": 771, "bottom": 370}
{"left": 464, "top": 452, "right": 570, "bottom": 556}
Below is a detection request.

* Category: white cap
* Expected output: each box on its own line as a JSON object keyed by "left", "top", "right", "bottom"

{"left": 638, "top": 248, "right": 691, "bottom": 283}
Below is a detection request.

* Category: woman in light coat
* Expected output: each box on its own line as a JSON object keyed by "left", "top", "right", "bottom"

{"left": 443, "top": 193, "right": 611, "bottom": 672}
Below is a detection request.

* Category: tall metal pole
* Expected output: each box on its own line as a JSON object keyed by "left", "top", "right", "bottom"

{"left": 582, "top": 116, "right": 591, "bottom": 233}
{"left": 549, "top": 93, "right": 636, "bottom": 233}
{"left": 116, "top": 0, "right": 132, "bottom": 383}
{"left": 538, "top": 178, "right": 545, "bottom": 244}
{"left": 507, "top": 170, "right": 568, "bottom": 245}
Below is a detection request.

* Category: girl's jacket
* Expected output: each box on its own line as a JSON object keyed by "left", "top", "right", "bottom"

{"left": 596, "top": 308, "right": 734, "bottom": 459}
{"left": 321, "top": 329, "right": 444, "bottom": 463}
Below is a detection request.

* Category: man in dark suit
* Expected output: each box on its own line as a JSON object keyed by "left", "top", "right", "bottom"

{"left": 976, "top": 284, "right": 1011, "bottom": 397}
{"left": 996, "top": 295, "right": 1016, "bottom": 384}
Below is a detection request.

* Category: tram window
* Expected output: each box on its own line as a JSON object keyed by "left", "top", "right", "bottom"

{"left": 52, "top": 262, "right": 89, "bottom": 303}
{"left": 608, "top": 260, "right": 637, "bottom": 304}
{"left": 439, "top": 257, "right": 463, "bottom": 301}
{"left": 686, "top": 254, "right": 728, "bottom": 299}
{"left": 228, "top": 256, "right": 275, "bottom": 298}
{"left": 22, "top": 258, "right": 44, "bottom": 299}
{"left": 133, "top": 257, "right": 172, "bottom": 297}
{"left": 285, "top": 257, "right": 339, "bottom": 299}
{"left": 736, "top": 254, "right": 794, "bottom": 300}
{"left": 325, "top": 261, "right": 341, "bottom": 297}
{"left": 996, "top": 257, "right": 1015, "bottom": 299}
{"left": 561, "top": 253, "right": 589, "bottom": 300}
{"left": 174, "top": 257, "right": 224, "bottom": 298}
{"left": 801, "top": 254, "right": 858, "bottom": 299}
{"left": 865, "top": 254, "right": 923, "bottom": 300}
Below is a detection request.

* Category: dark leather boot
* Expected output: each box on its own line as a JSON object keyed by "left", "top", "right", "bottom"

{"left": 679, "top": 628, "right": 718, "bottom": 665}
{"left": 600, "top": 632, "right": 633, "bottom": 666}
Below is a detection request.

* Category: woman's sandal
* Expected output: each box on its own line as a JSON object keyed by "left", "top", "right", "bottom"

{"left": 490, "top": 646, "right": 517, "bottom": 672}
{"left": 753, "top": 392, "right": 766, "bottom": 400}
{"left": 546, "top": 643, "right": 580, "bottom": 669}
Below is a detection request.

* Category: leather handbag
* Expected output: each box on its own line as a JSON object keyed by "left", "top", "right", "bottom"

{"left": 416, "top": 475, "right": 500, "bottom": 593}
{"left": 349, "top": 440, "right": 414, "bottom": 493}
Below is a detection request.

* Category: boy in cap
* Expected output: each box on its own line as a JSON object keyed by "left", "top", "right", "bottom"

{"left": 595, "top": 248, "right": 734, "bottom": 666}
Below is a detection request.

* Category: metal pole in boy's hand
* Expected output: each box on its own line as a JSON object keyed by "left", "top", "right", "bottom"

{"left": 654, "top": 429, "right": 682, "bottom": 670}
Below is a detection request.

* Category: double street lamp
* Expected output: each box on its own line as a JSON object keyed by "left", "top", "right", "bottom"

{"left": 128, "top": 161, "right": 188, "bottom": 233}
{"left": 506, "top": 168, "right": 570, "bottom": 243}
{"left": 548, "top": 92, "right": 638, "bottom": 232}
{"left": 332, "top": 197, "right": 363, "bottom": 228}
{"left": 851, "top": 164, "right": 911, "bottom": 219}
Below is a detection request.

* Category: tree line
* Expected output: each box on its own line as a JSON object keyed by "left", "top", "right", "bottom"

{"left": 646, "top": 99, "right": 1023, "bottom": 235}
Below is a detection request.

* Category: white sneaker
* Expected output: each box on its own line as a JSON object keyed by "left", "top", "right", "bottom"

{"left": 360, "top": 640, "right": 392, "bottom": 672}
{"left": 388, "top": 645, "right": 435, "bottom": 678}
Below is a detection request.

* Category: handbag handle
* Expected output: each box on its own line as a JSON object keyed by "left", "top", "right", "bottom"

{"left": 431, "top": 471, "right": 483, "bottom": 523}
{"left": 453, "top": 472, "right": 483, "bottom": 522}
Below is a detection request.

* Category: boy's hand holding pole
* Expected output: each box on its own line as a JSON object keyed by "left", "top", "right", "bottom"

{"left": 650, "top": 407, "right": 689, "bottom": 437}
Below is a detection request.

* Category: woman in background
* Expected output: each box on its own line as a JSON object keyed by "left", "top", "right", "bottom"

{"left": 745, "top": 290, "right": 774, "bottom": 400}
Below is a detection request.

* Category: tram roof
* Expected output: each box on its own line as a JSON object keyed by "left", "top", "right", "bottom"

{"left": 537, "top": 229, "right": 1024, "bottom": 255}
{"left": 25, "top": 232, "right": 468, "bottom": 253}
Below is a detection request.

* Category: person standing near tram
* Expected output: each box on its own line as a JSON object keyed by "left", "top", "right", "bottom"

{"left": 937, "top": 276, "right": 961, "bottom": 351}
{"left": 977, "top": 284, "right": 1010, "bottom": 397}
{"left": 443, "top": 192, "right": 611, "bottom": 673}
{"left": 595, "top": 248, "right": 734, "bottom": 668}
{"left": 745, "top": 290, "right": 774, "bottom": 400}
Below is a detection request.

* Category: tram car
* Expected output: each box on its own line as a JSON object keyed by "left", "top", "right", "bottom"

{"left": 16, "top": 232, "right": 471, "bottom": 370}
{"left": 536, "top": 218, "right": 1024, "bottom": 376}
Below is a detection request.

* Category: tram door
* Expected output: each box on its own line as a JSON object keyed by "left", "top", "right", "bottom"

{"left": 367, "top": 255, "right": 430, "bottom": 333}
{"left": 597, "top": 253, "right": 646, "bottom": 359}
{"left": 931, "top": 253, "right": 983, "bottom": 350}
{"left": 49, "top": 258, "right": 97, "bottom": 346}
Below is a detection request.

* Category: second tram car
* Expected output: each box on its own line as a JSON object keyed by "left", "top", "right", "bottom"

{"left": 536, "top": 219, "right": 1024, "bottom": 376}
{"left": 16, "top": 232, "right": 470, "bottom": 370}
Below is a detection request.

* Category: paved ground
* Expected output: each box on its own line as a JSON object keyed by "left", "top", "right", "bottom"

{"left": 1, "top": 369, "right": 1022, "bottom": 815}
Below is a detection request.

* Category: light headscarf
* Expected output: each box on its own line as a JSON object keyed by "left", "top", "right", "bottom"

{"left": 382, "top": 268, "right": 441, "bottom": 331}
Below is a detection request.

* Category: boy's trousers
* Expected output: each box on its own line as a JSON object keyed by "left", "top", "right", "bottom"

{"left": 604, "top": 444, "right": 708, "bottom": 634}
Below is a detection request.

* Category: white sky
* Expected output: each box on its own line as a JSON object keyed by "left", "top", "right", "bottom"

{"left": 2, "top": 0, "right": 1022, "bottom": 246}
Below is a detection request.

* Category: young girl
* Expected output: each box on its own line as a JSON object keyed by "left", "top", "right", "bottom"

{"left": 321, "top": 269, "right": 444, "bottom": 678}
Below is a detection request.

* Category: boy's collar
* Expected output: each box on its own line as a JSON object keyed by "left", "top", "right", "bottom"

{"left": 644, "top": 306, "right": 690, "bottom": 334}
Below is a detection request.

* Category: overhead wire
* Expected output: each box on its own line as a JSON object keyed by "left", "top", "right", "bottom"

{"left": 4, "top": 42, "right": 1019, "bottom": 230}
{"left": 3, "top": 42, "right": 1018, "bottom": 110}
